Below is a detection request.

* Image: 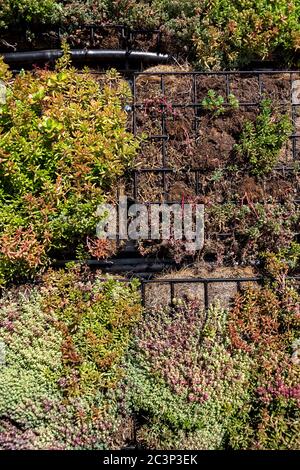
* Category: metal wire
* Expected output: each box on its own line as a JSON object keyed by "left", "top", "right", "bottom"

{"left": 5, "top": 272, "right": 300, "bottom": 310}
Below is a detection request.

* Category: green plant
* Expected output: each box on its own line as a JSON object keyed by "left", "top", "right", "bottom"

{"left": 209, "top": 168, "right": 224, "bottom": 182}
{"left": 202, "top": 90, "right": 225, "bottom": 115}
{"left": 234, "top": 99, "right": 293, "bottom": 176}
{"left": 262, "top": 242, "right": 300, "bottom": 281}
{"left": 0, "top": 0, "right": 61, "bottom": 28}
{"left": 124, "top": 266, "right": 300, "bottom": 450}
{"left": 0, "top": 46, "right": 139, "bottom": 284}
{"left": 201, "top": 89, "right": 239, "bottom": 116}
{"left": 42, "top": 266, "right": 142, "bottom": 394}
{"left": 192, "top": 0, "right": 300, "bottom": 69}
{"left": 203, "top": 193, "right": 299, "bottom": 266}
{"left": 275, "top": 242, "right": 300, "bottom": 271}
{"left": 228, "top": 93, "right": 240, "bottom": 109}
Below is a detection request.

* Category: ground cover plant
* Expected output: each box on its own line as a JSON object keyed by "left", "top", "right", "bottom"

{"left": 0, "top": 265, "right": 142, "bottom": 449}
{"left": 126, "top": 254, "right": 300, "bottom": 449}
{"left": 0, "top": 46, "right": 139, "bottom": 285}
{"left": 227, "top": 282, "right": 300, "bottom": 448}
{"left": 0, "top": 259, "right": 299, "bottom": 449}
{"left": 126, "top": 300, "right": 252, "bottom": 449}
{"left": 135, "top": 71, "right": 294, "bottom": 176}
{"left": 0, "top": 1, "right": 61, "bottom": 28}
{"left": 139, "top": 195, "right": 300, "bottom": 265}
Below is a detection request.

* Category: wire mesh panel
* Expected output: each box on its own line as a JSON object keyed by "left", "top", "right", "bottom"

{"left": 132, "top": 70, "right": 300, "bottom": 203}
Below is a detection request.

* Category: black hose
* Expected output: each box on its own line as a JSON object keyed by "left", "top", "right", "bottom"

{"left": 2, "top": 49, "right": 170, "bottom": 65}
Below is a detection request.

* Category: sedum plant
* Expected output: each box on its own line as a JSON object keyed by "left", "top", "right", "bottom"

{"left": 0, "top": 257, "right": 298, "bottom": 450}
{"left": 0, "top": 265, "right": 142, "bottom": 449}
{"left": 192, "top": 0, "right": 300, "bottom": 69}
{"left": 126, "top": 251, "right": 300, "bottom": 449}
{"left": 126, "top": 301, "right": 252, "bottom": 450}
{"left": 205, "top": 197, "right": 299, "bottom": 265}
{"left": 58, "top": 1, "right": 300, "bottom": 69}
{"left": 0, "top": 46, "right": 139, "bottom": 284}
{"left": 1, "top": 2, "right": 300, "bottom": 69}
{"left": 201, "top": 89, "right": 239, "bottom": 116}
{"left": 228, "top": 281, "right": 300, "bottom": 450}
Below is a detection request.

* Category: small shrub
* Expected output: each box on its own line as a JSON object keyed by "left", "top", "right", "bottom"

{"left": 234, "top": 99, "right": 292, "bottom": 176}
{"left": 0, "top": 46, "right": 139, "bottom": 284}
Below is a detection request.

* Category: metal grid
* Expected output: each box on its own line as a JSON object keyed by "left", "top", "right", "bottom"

{"left": 140, "top": 275, "right": 300, "bottom": 309}
{"left": 131, "top": 70, "right": 300, "bottom": 203}
{"left": 0, "top": 24, "right": 162, "bottom": 53}
{"left": 49, "top": 271, "right": 300, "bottom": 310}
{"left": 2, "top": 53, "right": 299, "bottom": 268}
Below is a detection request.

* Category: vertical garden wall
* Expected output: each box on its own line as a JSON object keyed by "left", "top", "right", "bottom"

{"left": 0, "top": 1, "right": 300, "bottom": 450}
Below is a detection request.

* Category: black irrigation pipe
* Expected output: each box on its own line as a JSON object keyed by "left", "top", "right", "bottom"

{"left": 2, "top": 49, "right": 170, "bottom": 66}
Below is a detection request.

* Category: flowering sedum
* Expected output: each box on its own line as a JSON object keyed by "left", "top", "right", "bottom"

{"left": 0, "top": 265, "right": 142, "bottom": 449}
{"left": 127, "top": 274, "right": 300, "bottom": 449}
{"left": 126, "top": 301, "right": 252, "bottom": 449}
{"left": 0, "top": 259, "right": 299, "bottom": 449}
{"left": 227, "top": 281, "right": 300, "bottom": 449}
